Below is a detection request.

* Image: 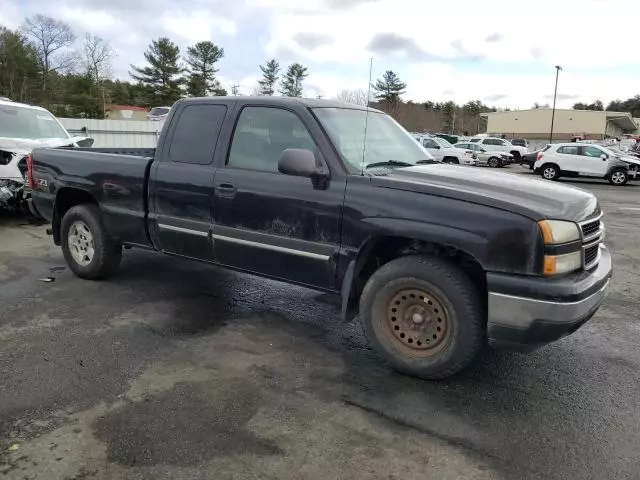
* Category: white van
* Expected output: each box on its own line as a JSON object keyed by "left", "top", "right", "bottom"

{"left": 533, "top": 143, "right": 640, "bottom": 186}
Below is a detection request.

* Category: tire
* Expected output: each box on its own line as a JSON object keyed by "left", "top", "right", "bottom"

{"left": 608, "top": 169, "right": 628, "bottom": 186}
{"left": 541, "top": 164, "right": 560, "bottom": 180}
{"left": 487, "top": 157, "right": 500, "bottom": 168}
{"left": 510, "top": 151, "right": 521, "bottom": 162}
{"left": 443, "top": 157, "right": 459, "bottom": 164}
{"left": 359, "top": 255, "right": 484, "bottom": 380}
{"left": 61, "top": 204, "right": 122, "bottom": 279}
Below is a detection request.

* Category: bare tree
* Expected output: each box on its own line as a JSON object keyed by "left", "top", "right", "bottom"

{"left": 251, "top": 83, "right": 263, "bottom": 96}
{"left": 21, "top": 14, "right": 76, "bottom": 91}
{"left": 336, "top": 88, "right": 371, "bottom": 106}
{"left": 82, "top": 34, "right": 115, "bottom": 117}
{"left": 83, "top": 34, "right": 114, "bottom": 83}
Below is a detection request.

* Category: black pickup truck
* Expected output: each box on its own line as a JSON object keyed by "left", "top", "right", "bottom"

{"left": 28, "top": 97, "right": 612, "bottom": 379}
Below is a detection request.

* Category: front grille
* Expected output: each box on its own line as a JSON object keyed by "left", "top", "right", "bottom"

{"left": 579, "top": 213, "right": 604, "bottom": 270}
{"left": 581, "top": 219, "right": 600, "bottom": 239}
{"left": 584, "top": 243, "right": 599, "bottom": 268}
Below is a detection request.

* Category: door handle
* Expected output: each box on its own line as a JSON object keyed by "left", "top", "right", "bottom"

{"left": 215, "top": 183, "right": 236, "bottom": 198}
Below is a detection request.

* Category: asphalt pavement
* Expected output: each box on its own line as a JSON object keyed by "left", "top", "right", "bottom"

{"left": 1, "top": 168, "right": 639, "bottom": 480}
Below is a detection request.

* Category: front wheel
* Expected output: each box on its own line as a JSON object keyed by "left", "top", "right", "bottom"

{"left": 609, "top": 169, "right": 628, "bottom": 186}
{"left": 359, "top": 255, "right": 484, "bottom": 380}
{"left": 61, "top": 204, "right": 122, "bottom": 279}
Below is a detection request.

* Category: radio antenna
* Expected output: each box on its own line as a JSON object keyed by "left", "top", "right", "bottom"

{"left": 360, "top": 57, "right": 373, "bottom": 176}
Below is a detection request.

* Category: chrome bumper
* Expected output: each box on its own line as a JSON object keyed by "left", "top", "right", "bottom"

{"left": 487, "top": 247, "right": 612, "bottom": 350}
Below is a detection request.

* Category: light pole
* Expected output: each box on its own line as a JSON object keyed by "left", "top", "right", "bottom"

{"left": 549, "top": 65, "right": 562, "bottom": 143}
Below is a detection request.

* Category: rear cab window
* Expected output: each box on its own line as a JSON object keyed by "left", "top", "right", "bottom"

{"left": 169, "top": 104, "right": 227, "bottom": 165}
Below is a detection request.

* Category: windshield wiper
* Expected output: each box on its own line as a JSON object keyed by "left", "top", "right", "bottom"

{"left": 365, "top": 160, "right": 414, "bottom": 169}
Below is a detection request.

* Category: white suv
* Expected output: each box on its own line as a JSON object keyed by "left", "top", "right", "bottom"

{"left": 415, "top": 135, "right": 478, "bottom": 166}
{"left": 534, "top": 143, "right": 640, "bottom": 186}
{"left": 470, "top": 137, "right": 528, "bottom": 162}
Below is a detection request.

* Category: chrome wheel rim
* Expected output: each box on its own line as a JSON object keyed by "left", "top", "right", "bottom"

{"left": 68, "top": 221, "right": 95, "bottom": 266}
{"left": 611, "top": 171, "right": 626, "bottom": 184}
{"left": 543, "top": 167, "right": 556, "bottom": 179}
{"left": 489, "top": 158, "right": 498, "bottom": 167}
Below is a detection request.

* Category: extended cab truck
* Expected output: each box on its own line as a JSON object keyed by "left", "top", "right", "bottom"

{"left": 29, "top": 97, "right": 613, "bottom": 380}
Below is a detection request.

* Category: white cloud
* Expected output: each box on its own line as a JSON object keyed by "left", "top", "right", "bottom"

{"left": 2, "top": 0, "right": 638, "bottom": 109}
{"left": 160, "top": 10, "right": 238, "bottom": 44}
{"left": 260, "top": 0, "right": 637, "bottom": 68}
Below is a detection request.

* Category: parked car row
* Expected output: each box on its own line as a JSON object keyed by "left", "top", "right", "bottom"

{"left": 412, "top": 134, "right": 523, "bottom": 168}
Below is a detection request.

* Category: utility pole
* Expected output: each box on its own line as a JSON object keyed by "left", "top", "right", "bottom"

{"left": 231, "top": 84, "right": 240, "bottom": 96}
{"left": 549, "top": 65, "right": 562, "bottom": 143}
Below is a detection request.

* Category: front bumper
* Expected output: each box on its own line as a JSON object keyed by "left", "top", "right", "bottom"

{"left": 487, "top": 245, "right": 612, "bottom": 351}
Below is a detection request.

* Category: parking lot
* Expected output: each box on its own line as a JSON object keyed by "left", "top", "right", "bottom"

{"left": 1, "top": 168, "right": 639, "bottom": 480}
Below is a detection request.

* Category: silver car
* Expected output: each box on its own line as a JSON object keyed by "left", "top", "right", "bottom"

{"left": 454, "top": 142, "right": 513, "bottom": 167}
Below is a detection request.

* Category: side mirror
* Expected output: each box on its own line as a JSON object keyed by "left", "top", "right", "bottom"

{"left": 278, "top": 149, "right": 328, "bottom": 188}
{"left": 600, "top": 154, "right": 608, "bottom": 160}
{"left": 278, "top": 148, "right": 317, "bottom": 177}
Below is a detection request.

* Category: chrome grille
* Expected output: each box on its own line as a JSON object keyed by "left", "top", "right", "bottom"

{"left": 581, "top": 220, "right": 600, "bottom": 239}
{"left": 578, "top": 213, "right": 604, "bottom": 270}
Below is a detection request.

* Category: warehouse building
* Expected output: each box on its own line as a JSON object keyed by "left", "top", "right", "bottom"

{"left": 480, "top": 109, "right": 640, "bottom": 140}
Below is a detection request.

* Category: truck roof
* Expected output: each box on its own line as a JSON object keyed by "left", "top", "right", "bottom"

{"left": 178, "top": 96, "right": 382, "bottom": 113}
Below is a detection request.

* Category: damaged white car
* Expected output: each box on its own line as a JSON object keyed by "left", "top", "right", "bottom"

{"left": 0, "top": 98, "right": 93, "bottom": 211}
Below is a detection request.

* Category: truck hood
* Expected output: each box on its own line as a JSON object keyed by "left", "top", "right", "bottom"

{"left": 371, "top": 164, "right": 599, "bottom": 222}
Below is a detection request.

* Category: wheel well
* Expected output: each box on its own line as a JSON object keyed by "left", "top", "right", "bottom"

{"left": 541, "top": 162, "right": 559, "bottom": 171}
{"left": 52, "top": 188, "right": 98, "bottom": 245}
{"left": 510, "top": 150, "right": 521, "bottom": 159}
{"left": 345, "top": 236, "right": 486, "bottom": 320}
{"left": 443, "top": 156, "right": 459, "bottom": 164}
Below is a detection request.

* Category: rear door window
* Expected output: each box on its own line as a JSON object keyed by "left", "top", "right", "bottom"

{"left": 557, "top": 146, "right": 580, "bottom": 155}
{"left": 169, "top": 104, "right": 227, "bottom": 165}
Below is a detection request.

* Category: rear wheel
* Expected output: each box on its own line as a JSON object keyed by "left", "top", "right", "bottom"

{"left": 61, "top": 204, "right": 122, "bottom": 279}
{"left": 359, "top": 255, "right": 484, "bottom": 380}
{"left": 443, "top": 156, "right": 459, "bottom": 164}
{"left": 609, "top": 169, "right": 628, "bottom": 186}
{"left": 487, "top": 157, "right": 500, "bottom": 168}
{"left": 541, "top": 164, "right": 560, "bottom": 180}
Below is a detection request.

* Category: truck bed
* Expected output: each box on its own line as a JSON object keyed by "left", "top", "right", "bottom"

{"left": 31, "top": 148, "right": 155, "bottom": 248}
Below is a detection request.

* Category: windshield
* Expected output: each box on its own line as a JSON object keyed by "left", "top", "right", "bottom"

{"left": 0, "top": 105, "right": 69, "bottom": 140}
{"left": 434, "top": 137, "right": 454, "bottom": 148}
{"left": 312, "top": 107, "right": 434, "bottom": 170}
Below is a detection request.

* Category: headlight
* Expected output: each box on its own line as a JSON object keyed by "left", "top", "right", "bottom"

{"left": 537, "top": 220, "right": 580, "bottom": 244}
{"left": 538, "top": 220, "right": 582, "bottom": 275}
{"left": 543, "top": 251, "right": 582, "bottom": 275}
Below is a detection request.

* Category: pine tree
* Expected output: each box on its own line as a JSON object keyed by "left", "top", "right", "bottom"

{"left": 257, "top": 59, "right": 280, "bottom": 96}
{"left": 129, "top": 37, "right": 184, "bottom": 105}
{"left": 372, "top": 70, "right": 406, "bottom": 103}
{"left": 185, "top": 41, "right": 224, "bottom": 97}
{"left": 279, "top": 63, "right": 308, "bottom": 97}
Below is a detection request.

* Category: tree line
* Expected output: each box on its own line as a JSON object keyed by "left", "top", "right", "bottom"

{"left": 0, "top": 15, "right": 310, "bottom": 117}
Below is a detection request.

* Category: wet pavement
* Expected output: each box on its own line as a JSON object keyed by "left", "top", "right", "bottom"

{"left": 1, "top": 172, "right": 639, "bottom": 479}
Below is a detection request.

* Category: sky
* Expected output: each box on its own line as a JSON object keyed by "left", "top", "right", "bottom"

{"left": 1, "top": 0, "right": 638, "bottom": 109}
